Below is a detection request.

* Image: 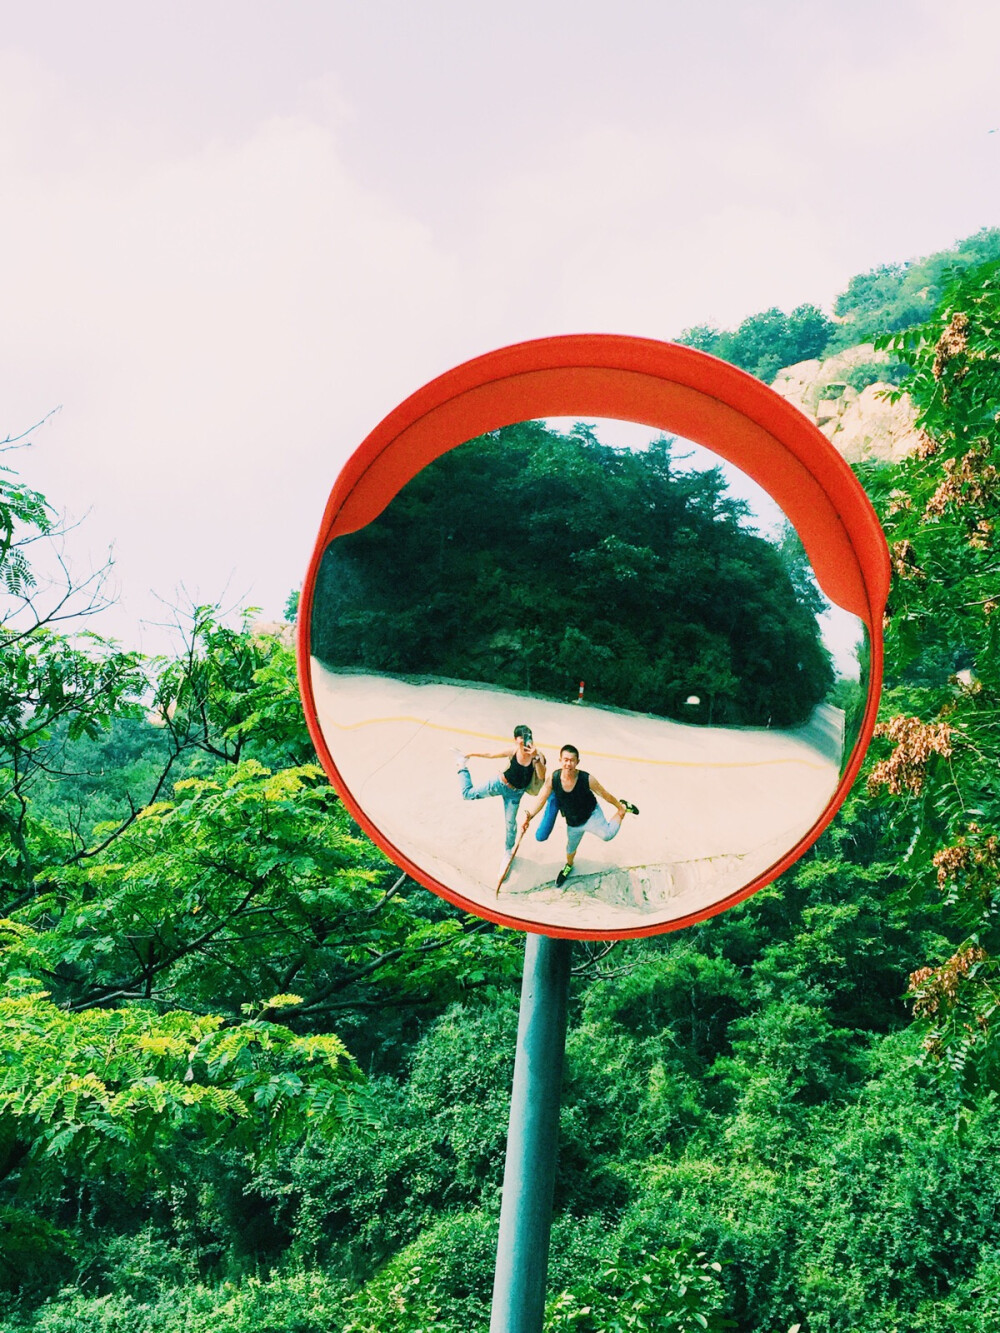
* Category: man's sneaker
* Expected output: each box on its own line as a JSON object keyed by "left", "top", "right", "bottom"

{"left": 620, "top": 800, "right": 639, "bottom": 815}
{"left": 555, "top": 863, "right": 574, "bottom": 887}
{"left": 498, "top": 853, "right": 513, "bottom": 883}
{"left": 452, "top": 747, "right": 468, "bottom": 770}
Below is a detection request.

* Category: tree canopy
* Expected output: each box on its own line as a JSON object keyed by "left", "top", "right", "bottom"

{"left": 678, "top": 304, "right": 834, "bottom": 384}
{"left": 677, "top": 226, "right": 1000, "bottom": 381}
{"left": 312, "top": 424, "right": 834, "bottom": 728}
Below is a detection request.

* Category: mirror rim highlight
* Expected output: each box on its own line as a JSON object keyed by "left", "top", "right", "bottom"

{"left": 298, "top": 335, "right": 891, "bottom": 940}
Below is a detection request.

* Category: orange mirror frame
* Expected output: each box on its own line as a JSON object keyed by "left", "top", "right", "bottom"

{"left": 298, "top": 334, "right": 891, "bottom": 939}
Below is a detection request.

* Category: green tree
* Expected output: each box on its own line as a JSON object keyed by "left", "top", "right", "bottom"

{"left": 16, "top": 759, "right": 512, "bottom": 1045}
{"left": 678, "top": 227, "right": 1000, "bottom": 374}
{"left": 677, "top": 304, "right": 833, "bottom": 382}
{"left": 0, "top": 450, "right": 406, "bottom": 1307}
{"left": 829, "top": 226, "right": 1000, "bottom": 350}
{"left": 864, "top": 256, "right": 1000, "bottom": 1096}
{"left": 312, "top": 424, "right": 833, "bottom": 727}
{"left": 1, "top": 444, "right": 149, "bottom": 907}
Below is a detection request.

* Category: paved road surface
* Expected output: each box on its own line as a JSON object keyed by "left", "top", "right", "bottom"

{"left": 310, "top": 663, "right": 844, "bottom": 934}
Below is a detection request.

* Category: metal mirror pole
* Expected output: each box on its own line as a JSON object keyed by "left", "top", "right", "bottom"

{"left": 490, "top": 932, "right": 573, "bottom": 1333}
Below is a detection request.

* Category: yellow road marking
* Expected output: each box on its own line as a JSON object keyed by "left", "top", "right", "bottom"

{"left": 320, "top": 713, "right": 831, "bottom": 772}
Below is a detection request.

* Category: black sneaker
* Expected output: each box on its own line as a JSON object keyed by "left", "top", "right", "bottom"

{"left": 620, "top": 800, "right": 639, "bottom": 815}
{"left": 555, "top": 863, "right": 574, "bottom": 886}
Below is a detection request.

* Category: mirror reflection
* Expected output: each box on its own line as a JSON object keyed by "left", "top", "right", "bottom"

{"left": 309, "top": 419, "right": 867, "bottom": 931}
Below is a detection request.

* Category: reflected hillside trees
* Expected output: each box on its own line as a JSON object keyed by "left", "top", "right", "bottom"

{"left": 312, "top": 422, "right": 834, "bottom": 727}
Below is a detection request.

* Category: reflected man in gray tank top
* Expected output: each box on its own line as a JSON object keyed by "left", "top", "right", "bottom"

{"left": 521, "top": 743, "right": 639, "bottom": 887}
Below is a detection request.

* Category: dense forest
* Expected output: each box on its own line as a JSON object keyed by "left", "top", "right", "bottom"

{"left": 312, "top": 428, "right": 834, "bottom": 727}
{"left": 1, "top": 240, "right": 999, "bottom": 1332}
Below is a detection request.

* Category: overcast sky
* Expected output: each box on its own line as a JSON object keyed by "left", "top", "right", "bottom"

{"left": 2, "top": 0, "right": 997, "bottom": 651}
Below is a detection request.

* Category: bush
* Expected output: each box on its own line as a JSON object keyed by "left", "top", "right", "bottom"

{"left": 545, "top": 1243, "right": 732, "bottom": 1333}
{"left": 3, "top": 1269, "right": 351, "bottom": 1333}
{"left": 342, "top": 1212, "right": 496, "bottom": 1333}
{"left": 842, "top": 359, "right": 910, "bottom": 392}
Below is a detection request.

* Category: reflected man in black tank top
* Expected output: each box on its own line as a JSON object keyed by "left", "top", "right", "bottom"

{"left": 456, "top": 725, "right": 547, "bottom": 871}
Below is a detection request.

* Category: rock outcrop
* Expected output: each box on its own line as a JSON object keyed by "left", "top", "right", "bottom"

{"left": 251, "top": 619, "right": 296, "bottom": 647}
{"left": 770, "top": 343, "right": 920, "bottom": 463}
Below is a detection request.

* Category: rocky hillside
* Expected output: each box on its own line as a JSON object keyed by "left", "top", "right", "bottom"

{"left": 770, "top": 343, "right": 920, "bottom": 463}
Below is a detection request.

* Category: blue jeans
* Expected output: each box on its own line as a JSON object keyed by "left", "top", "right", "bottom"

{"left": 459, "top": 768, "right": 523, "bottom": 853}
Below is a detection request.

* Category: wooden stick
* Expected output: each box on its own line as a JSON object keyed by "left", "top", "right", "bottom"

{"left": 496, "top": 825, "right": 527, "bottom": 895}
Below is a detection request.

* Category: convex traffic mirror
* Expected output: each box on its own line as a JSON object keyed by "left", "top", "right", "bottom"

{"left": 298, "top": 336, "right": 890, "bottom": 939}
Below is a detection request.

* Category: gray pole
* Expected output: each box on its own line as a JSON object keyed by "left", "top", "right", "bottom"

{"left": 490, "top": 932, "right": 573, "bottom": 1333}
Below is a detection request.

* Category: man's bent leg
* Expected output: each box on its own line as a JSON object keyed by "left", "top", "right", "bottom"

{"left": 586, "top": 808, "right": 624, "bottom": 842}
{"left": 564, "top": 809, "right": 619, "bottom": 862}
